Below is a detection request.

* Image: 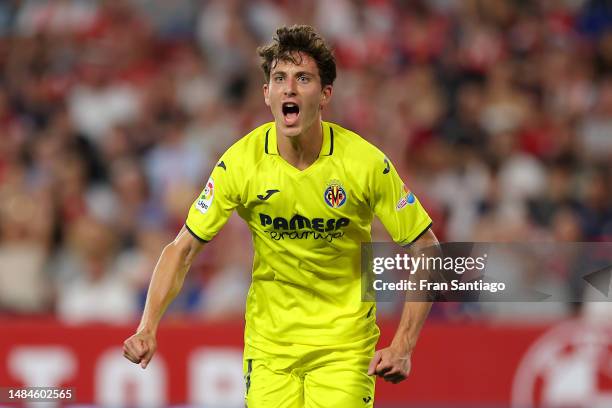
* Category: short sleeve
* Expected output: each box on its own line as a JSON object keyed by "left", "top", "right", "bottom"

{"left": 370, "top": 156, "right": 432, "bottom": 246}
{"left": 185, "top": 152, "right": 241, "bottom": 242}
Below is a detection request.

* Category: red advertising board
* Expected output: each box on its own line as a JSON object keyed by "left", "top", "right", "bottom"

{"left": 0, "top": 318, "right": 610, "bottom": 406}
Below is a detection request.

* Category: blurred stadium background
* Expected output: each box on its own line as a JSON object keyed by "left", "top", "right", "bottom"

{"left": 0, "top": 0, "right": 611, "bottom": 407}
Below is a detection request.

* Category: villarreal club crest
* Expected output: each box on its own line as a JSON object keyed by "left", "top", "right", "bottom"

{"left": 324, "top": 180, "right": 347, "bottom": 209}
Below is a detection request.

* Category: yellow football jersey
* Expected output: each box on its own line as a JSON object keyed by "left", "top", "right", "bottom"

{"left": 185, "top": 121, "right": 432, "bottom": 355}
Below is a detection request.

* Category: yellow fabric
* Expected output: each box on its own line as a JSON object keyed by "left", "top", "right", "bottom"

{"left": 243, "top": 338, "right": 376, "bottom": 408}
{"left": 185, "top": 121, "right": 432, "bottom": 351}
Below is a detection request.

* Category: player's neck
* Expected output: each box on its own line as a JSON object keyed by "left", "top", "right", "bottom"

{"left": 276, "top": 120, "right": 323, "bottom": 170}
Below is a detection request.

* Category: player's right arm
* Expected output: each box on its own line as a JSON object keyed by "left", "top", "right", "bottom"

{"left": 123, "top": 226, "right": 205, "bottom": 369}
{"left": 123, "top": 142, "right": 244, "bottom": 368}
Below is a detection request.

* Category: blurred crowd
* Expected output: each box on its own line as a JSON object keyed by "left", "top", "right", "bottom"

{"left": 0, "top": 0, "right": 610, "bottom": 322}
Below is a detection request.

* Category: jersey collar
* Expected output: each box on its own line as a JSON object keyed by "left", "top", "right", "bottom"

{"left": 265, "top": 121, "right": 334, "bottom": 157}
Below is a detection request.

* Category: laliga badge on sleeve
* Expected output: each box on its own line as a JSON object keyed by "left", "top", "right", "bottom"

{"left": 396, "top": 184, "right": 415, "bottom": 211}
{"left": 195, "top": 177, "right": 214, "bottom": 214}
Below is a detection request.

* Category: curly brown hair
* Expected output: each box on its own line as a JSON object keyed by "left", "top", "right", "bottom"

{"left": 257, "top": 25, "right": 336, "bottom": 88}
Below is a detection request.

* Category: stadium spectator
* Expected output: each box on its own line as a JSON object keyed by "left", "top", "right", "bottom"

{"left": 54, "top": 216, "right": 137, "bottom": 323}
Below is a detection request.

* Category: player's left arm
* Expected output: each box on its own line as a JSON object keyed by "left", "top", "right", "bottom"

{"left": 367, "top": 226, "right": 439, "bottom": 383}
{"left": 366, "top": 151, "right": 437, "bottom": 382}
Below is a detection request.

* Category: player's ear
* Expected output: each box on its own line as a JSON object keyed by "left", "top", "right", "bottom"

{"left": 263, "top": 83, "right": 270, "bottom": 107}
{"left": 320, "top": 85, "right": 332, "bottom": 109}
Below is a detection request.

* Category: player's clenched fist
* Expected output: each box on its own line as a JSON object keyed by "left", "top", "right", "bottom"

{"left": 367, "top": 346, "right": 412, "bottom": 384}
{"left": 123, "top": 331, "right": 157, "bottom": 369}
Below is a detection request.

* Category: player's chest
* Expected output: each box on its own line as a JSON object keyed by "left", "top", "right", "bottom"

{"left": 242, "top": 159, "right": 366, "bottom": 220}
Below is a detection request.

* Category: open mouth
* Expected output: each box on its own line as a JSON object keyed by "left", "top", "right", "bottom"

{"left": 282, "top": 102, "right": 300, "bottom": 126}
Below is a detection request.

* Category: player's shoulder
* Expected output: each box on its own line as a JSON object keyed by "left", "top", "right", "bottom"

{"left": 220, "top": 122, "right": 273, "bottom": 164}
{"left": 326, "top": 121, "right": 387, "bottom": 166}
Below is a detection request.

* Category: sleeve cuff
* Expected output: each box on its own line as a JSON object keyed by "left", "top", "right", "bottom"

{"left": 185, "top": 223, "right": 209, "bottom": 243}
{"left": 401, "top": 220, "right": 433, "bottom": 247}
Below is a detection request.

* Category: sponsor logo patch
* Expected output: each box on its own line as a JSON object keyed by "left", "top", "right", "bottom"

{"left": 396, "top": 184, "right": 415, "bottom": 210}
{"left": 195, "top": 177, "right": 214, "bottom": 214}
{"left": 383, "top": 158, "right": 390, "bottom": 174}
{"left": 257, "top": 189, "right": 280, "bottom": 200}
{"left": 258, "top": 213, "right": 350, "bottom": 242}
{"left": 324, "top": 180, "right": 347, "bottom": 208}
